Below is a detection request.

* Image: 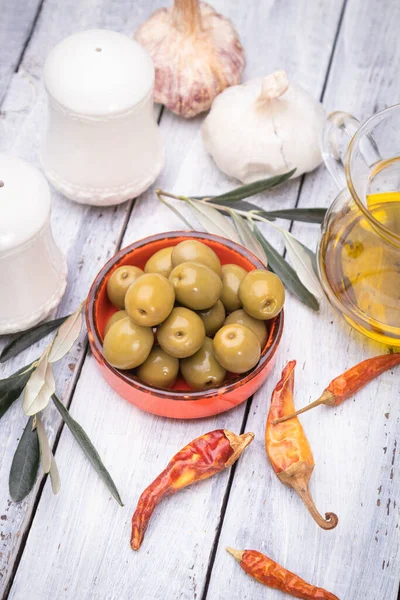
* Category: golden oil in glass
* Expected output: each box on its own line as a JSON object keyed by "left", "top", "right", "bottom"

{"left": 321, "top": 190, "right": 400, "bottom": 345}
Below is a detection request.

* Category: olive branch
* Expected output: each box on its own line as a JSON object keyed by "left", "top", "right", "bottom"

{"left": 0, "top": 305, "right": 123, "bottom": 505}
{"left": 156, "top": 171, "right": 326, "bottom": 312}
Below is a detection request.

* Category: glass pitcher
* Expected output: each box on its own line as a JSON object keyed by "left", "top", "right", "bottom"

{"left": 319, "top": 105, "right": 400, "bottom": 346}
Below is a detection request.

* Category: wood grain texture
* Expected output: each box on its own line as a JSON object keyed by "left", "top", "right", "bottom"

{"left": 5, "top": 1, "right": 347, "bottom": 599}
{"left": 0, "top": 0, "right": 164, "bottom": 593}
{"left": 206, "top": 0, "right": 400, "bottom": 599}
{"left": 0, "top": 0, "right": 42, "bottom": 105}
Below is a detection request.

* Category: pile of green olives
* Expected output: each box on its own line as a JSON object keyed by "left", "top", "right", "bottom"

{"left": 102, "top": 239, "right": 285, "bottom": 391}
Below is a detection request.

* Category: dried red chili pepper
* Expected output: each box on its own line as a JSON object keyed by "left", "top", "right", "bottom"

{"left": 227, "top": 547, "right": 340, "bottom": 599}
{"left": 274, "top": 352, "right": 400, "bottom": 425}
{"left": 131, "top": 428, "right": 254, "bottom": 550}
{"left": 266, "top": 361, "right": 338, "bottom": 529}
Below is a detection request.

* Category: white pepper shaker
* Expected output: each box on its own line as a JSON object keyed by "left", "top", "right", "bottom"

{"left": 41, "top": 29, "right": 164, "bottom": 206}
{"left": 0, "top": 155, "right": 67, "bottom": 334}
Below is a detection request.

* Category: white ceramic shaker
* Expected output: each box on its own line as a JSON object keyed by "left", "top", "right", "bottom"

{"left": 41, "top": 30, "right": 164, "bottom": 206}
{"left": 0, "top": 155, "right": 67, "bottom": 334}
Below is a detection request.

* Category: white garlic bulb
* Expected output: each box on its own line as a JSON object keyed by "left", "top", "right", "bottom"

{"left": 202, "top": 70, "right": 325, "bottom": 183}
{"left": 135, "top": 0, "right": 245, "bottom": 119}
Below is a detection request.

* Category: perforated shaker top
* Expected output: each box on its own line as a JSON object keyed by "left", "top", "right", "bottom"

{"left": 44, "top": 29, "right": 155, "bottom": 116}
{"left": 0, "top": 154, "right": 51, "bottom": 252}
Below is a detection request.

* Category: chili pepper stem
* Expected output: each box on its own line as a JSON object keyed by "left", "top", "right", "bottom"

{"left": 273, "top": 390, "right": 336, "bottom": 425}
{"left": 224, "top": 431, "right": 255, "bottom": 467}
{"left": 278, "top": 461, "right": 338, "bottom": 530}
{"left": 226, "top": 547, "right": 245, "bottom": 562}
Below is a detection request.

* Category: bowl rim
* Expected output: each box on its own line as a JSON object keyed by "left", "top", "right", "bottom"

{"left": 86, "top": 230, "right": 284, "bottom": 401}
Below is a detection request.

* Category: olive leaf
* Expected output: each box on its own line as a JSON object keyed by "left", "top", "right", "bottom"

{"left": 49, "top": 454, "right": 61, "bottom": 495}
{"left": 208, "top": 169, "right": 296, "bottom": 203}
{"left": 0, "top": 316, "right": 70, "bottom": 363}
{"left": 9, "top": 417, "right": 40, "bottom": 502}
{"left": 206, "top": 199, "right": 262, "bottom": 212}
{"left": 230, "top": 211, "right": 268, "bottom": 265}
{"left": 253, "top": 225, "right": 320, "bottom": 312}
{"left": 48, "top": 303, "right": 84, "bottom": 363}
{"left": 23, "top": 351, "right": 55, "bottom": 416}
{"left": 52, "top": 395, "right": 123, "bottom": 506}
{"left": 187, "top": 198, "right": 241, "bottom": 243}
{"left": 35, "top": 414, "right": 52, "bottom": 474}
{"left": 156, "top": 191, "right": 195, "bottom": 229}
{"left": 281, "top": 229, "right": 324, "bottom": 300}
{"left": 0, "top": 363, "right": 36, "bottom": 420}
{"left": 202, "top": 201, "right": 327, "bottom": 224}
{"left": 258, "top": 207, "right": 327, "bottom": 224}
{"left": 298, "top": 238, "right": 319, "bottom": 275}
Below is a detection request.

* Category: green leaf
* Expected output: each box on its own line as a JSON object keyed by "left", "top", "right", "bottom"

{"left": 187, "top": 199, "right": 241, "bottom": 243}
{"left": 209, "top": 170, "right": 296, "bottom": 204}
{"left": 0, "top": 316, "right": 70, "bottom": 363}
{"left": 252, "top": 225, "right": 320, "bottom": 312}
{"left": 157, "top": 193, "right": 195, "bottom": 230}
{"left": 281, "top": 229, "right": 323, "bottom": 300}
{"left": 23, "top": 351, "right": 55, "bottom": 416}
{"left": 35, "top": 414, "right": 52, "bottom": 474}
{"left": 0, "top": 363, "right": 36, "bottom": 420}
{"left": 203, "top": 199, "right": 262, "bottom": 212}
{"left": 298, "top": 239, "right": 319, "bottom": 275}
{"left": 9, "top": 417, "right": 40, "bottom": 502}
{"left": 230, "top": 211, "right": 268, "bottom": 265}
{"left": 258, "top": 208, "right": 327, "bottom": 224}
{"left": 49, "top": 454, "right": 61, "bottom": 495}
{"left": 52, "top": 395, "right": 123, "bottom": 506}
{"left": 48, "top": 304, "right": 83, "bottom": 363}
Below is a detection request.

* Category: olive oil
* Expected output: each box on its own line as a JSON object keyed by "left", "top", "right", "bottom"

{"left": 321, "top": 191, "right": 400, "bottom": 345}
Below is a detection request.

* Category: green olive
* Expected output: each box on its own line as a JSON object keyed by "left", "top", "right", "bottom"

{"left": 220, "top": 264, "right": 247, "bottom": 312}
{"left": 197, "top": 300, "right": 226, "bottom": 337}
{"left": 125, "top": 273, "right": 175, "bottom": 327}
{"left": 106, "top": 265, "right": 143, "bottom": 309}
{"left": 104, "top": 310, "right": 128, "bottom": 336}
{"left": 137, "top": 346, "right": 179, "bottom": 388}
{"left": 171, "top": 240, "right": 221, "bottom": 275}
{"left": 224, "top": 309, "right": 268, "bottom": 348}
{"left": 213, "top": 323, "right": 260, "bottom": 374}
{"left": 181, "top": 338, "right": 226, "bottom": 390}
{"left": 103, "top": 317, "right": 153, "bottom": 369}
{"left": 169, "top": 261, "right": 222, "bottom": 310}
{"left": 239, "top": 270, "right": 285, "bottom": 320}
{"left": 157, "top": 307, "right": 205, "bottom": 358}
{"left": 144, "top": 247, "right": 174, "bottom": 278}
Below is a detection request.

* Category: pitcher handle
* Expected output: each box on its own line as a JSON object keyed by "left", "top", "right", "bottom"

{"left": 321, "top": 111, "right": 361, "bottom": 191}
{"left": 322, "top": 110, "right": 382, "bottom": 191}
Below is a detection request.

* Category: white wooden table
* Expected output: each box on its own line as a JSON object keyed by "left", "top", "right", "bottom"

{"left": 1, "top": 1, "right": 399, "bottom": 598}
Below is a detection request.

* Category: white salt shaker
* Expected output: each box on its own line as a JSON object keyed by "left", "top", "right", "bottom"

{"left": 41, "top": 29, "right": 164, "bottom": 206}
{"left": 0, "top": 155, "right": 67, "bottom": 334}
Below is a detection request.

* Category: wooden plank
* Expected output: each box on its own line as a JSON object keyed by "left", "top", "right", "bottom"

{"left": 0, "top": 0, "right": 42, "bottom": 105}
{"left": 206, "top": 0, "right": 400, "bottom": 599}
{"left": 6, "top": 1, "right": 346, "bottom": 598}
{"left": 0, "top": 0, "right": 165, "bottom": 593}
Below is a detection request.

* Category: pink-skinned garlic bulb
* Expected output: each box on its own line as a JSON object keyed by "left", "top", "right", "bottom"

{"left": 134, "top": 0, "right": 245, "bottom": 118}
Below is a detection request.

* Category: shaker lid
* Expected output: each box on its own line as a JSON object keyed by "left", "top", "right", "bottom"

{"left": 0, "top": 155, "right": 51, "bottom": 252}
{"left": 44, "top": 29, "right": 155, "bottom": 116}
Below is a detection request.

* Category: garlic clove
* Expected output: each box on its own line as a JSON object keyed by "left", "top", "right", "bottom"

{"left": 202, "top": 70, "right": 326, "bottom": 184}
{"left": 134, "top": 0, "right": 245, "bottom": 119}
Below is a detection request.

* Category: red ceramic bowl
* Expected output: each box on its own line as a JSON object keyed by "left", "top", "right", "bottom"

{"left": 86, "top": 231, "right": 284, "bottom": 419}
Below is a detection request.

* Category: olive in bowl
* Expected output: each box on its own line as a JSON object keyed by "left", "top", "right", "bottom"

{"left": 86, "top": 231, "right": 284, "bottom": 419}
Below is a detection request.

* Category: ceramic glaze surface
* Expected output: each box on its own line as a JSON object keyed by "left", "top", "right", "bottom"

{"left": 44, "top": 30, "right": 154, "bottom": 115}
{"left": 41, "top": 29, "right": 164, "bottom": 206}
{"left": 0, "top": 155, "right": 67, "bottom": 333}
{"left": 0, "top": 153, "right": 50, "bottom": 252}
